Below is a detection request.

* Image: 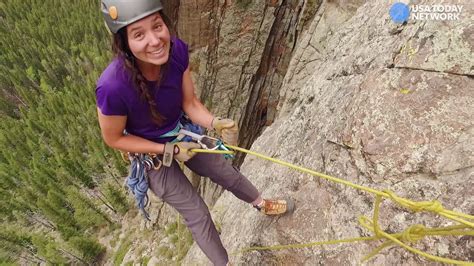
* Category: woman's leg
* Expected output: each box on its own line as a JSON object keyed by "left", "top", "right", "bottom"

{"left": 148, "top": 160, "right": 228, "bottom": 266}
{"left": 185, "top": 153, "right": 295, "bottom": 216}
{"left": 185, "top": 153, "right": 260, "bottom": 203}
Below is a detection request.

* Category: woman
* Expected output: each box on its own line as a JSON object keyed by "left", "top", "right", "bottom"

{"left": 97, "top": 1, "right": 293, "bottom": 265}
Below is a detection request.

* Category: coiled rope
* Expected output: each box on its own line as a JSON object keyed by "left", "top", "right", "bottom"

{"left": 190, "top": 145, "right": 474, "bottom": 265}
{"left": 126, "top": 154, "right": 154, "bottom": 221}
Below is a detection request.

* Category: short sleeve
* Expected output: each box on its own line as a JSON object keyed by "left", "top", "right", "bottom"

{"left": 171, "top": 37, "right": 189, "bottom": 72}
{"left": 95, "top": 83, "right": 127, "bottom": 116}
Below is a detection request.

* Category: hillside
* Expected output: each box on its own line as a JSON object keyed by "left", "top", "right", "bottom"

{"left": 0, "top": 0, "right": 472, "bottom": 265}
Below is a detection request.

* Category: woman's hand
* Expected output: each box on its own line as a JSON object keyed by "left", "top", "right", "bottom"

{"left": 212, "top": 117, "right": 239, "bottom": 145}
{"left": 163, "top": 141, "right": 201, "bottom": 166}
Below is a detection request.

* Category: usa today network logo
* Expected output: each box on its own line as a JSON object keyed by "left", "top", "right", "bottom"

{"left": 389, "top": 2, "right": 463, "bottom": 23}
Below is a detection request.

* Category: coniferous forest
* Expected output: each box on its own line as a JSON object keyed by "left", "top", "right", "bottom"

{"left": 0, "top": 0, "right": 135, "bottom": 263}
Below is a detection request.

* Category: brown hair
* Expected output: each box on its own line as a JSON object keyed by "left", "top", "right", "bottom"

{"left": 111, "top": 10, "right": 174, "bottom": 125}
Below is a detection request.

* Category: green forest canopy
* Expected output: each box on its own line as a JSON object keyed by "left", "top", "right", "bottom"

{"left": 0, "top": 0, "right": 131, "bottom": 263}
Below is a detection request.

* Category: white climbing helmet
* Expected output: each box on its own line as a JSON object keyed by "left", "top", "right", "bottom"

{"left": 101, "top": 0, "right": 164, "bottom": 34}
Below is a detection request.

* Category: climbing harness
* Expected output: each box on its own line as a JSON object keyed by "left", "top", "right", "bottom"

{"left": 187, "top": 144, "right": 474, "bottom": 265}
{"left": 159, "top": 114, "right": 234, "bottom": 158}
{"left": 159, "top": 114, "right": 205, "bottom": 142}
{"left": 124, "top": 115, "right": 232, "bottom": 220}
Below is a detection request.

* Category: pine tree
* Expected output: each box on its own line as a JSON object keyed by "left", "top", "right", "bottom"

{"left": 102, "top": 181, "right": 130, "bottom": 215}
{"left": 66, "top": 186, "right": 112, "bottom": 228}
{"left": 31, "top": 234, "right": 67, "bottom": 264}
{"left": 67, "top": 236, "right": 105, "bottom": 264}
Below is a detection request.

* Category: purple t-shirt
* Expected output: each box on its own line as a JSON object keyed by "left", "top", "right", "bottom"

{"left": 96, "top": 37, "right": 189, "bottom": 143}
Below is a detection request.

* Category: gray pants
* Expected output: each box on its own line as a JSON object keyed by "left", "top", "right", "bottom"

{"left": 148, "top": 152, "right": 260, "bottom": 265}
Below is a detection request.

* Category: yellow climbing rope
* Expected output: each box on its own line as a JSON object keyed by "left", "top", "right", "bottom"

{"left": 190, "top": 145, "right": 474, "bottom": 265}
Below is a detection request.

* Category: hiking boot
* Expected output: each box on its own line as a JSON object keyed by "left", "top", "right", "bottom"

{"left": 255, "top": 198, "right": 295, "bottom": 215}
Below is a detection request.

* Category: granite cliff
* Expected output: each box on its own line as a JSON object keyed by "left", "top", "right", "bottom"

{"left": 180, "top": 0, "right": 473, "bottom": 264}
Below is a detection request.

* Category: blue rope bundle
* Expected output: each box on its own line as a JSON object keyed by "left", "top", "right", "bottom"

{"left": 181, "top": 119, "right": 204, "bottom": 142}
{"left": 126, "top": 154, "right": 153, "bottom": 221}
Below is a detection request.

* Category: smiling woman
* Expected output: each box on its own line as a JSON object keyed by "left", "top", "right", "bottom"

{"left": 96, "top": 1, "right": 294, "bottom": 265}
{"left": 127, "top": 14, "right": 171, "bottom": 73}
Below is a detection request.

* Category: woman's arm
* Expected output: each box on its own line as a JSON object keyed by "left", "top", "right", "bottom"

{"left": 181, "top": 67, "right": 214, "bottom": 129}
{"left": 97, "top": 108, "right": 165, "bottom": 154}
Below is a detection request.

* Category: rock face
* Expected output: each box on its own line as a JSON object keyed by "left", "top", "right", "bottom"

{"left": 165, "top": 0, "right": 316, "bottom": 206}
{"left": 175, "top": 0, "right": 316, "bottom": 164}
{"left": 182, "top": 0, "right": 474, "bottom": 265}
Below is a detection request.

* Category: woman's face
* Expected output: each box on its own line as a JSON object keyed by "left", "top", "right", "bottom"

{"left": 126, "top": 13, "right": 171, "bottom": 68}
